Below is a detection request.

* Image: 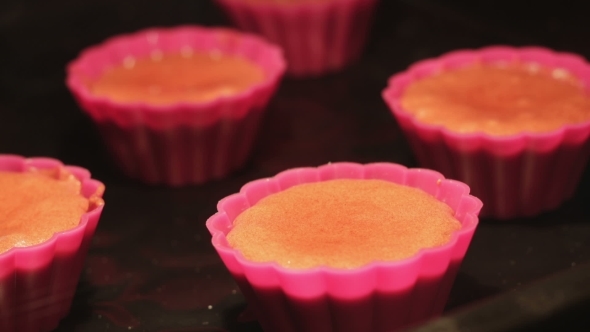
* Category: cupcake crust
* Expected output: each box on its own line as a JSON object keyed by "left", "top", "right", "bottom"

{"left": 0, "top": 168, "right": 103, "bottom": 254}
{"left": 228, "top": 179, "right": 461, "bottom": 269}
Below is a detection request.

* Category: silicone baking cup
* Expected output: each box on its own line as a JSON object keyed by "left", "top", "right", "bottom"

{"left": 382, "top": 46, "right": 590, "bottom": 219}
{"left": 207, "top": 162, "right": 482, "bottom": 332}
{"left": 66, "top": 26, "right": 286, "bottom": 186}
{"left": 0, "top": 155, "right": 105, "bottom": 332}
{"left": 214, "top": 0, "right": 378, "bottom": 77}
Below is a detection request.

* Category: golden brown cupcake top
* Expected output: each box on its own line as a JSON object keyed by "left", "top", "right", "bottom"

{"left": 227, "top": 179, "right": 461, "bottom": 269}
{"left": 86, "top": 51, "right": 265, "bottom": 105}
{"left": 0, "top": 168, "right": 104, "bottom": 254}
{"left": 401, "top": 62, "right": 590, "bottom": 135}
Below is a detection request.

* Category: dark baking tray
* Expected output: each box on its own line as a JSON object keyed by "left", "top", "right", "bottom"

{"left": 1, "top": 0, "right": 589, "bottom": 331}
{"left": 404, "top": 261, "right": 590, "bottom": 332}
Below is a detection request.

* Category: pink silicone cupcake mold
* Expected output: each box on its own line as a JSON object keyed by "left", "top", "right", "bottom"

{"left": 382, "top": 46, "right": 590, "bottom": 219}
{"left": 214, "top": 0, "right": 378, "bottom": 77}
{"left": 66, "top": 26, "right": 286, "bottom": 186}
{"left": 207, "top": 162, "right": 482, "bottom": 332}
{"left": 0, "top": 155, "right": 105, "bottom": 332}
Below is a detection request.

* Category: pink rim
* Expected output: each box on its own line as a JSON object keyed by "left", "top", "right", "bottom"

{"left": 66, "top": 25, "right": 286, "bottom": 129}
{"left": 382, "top": 46, "right": 590, "bottom": 154}
{"left": 214, "top": 0, "right": 378, "bottom": 76}
{"left": 207, "top": 162, "right": 482, "bottom": 331}
{"left": 0, "top": 154, "right": 105, "bottom": 332}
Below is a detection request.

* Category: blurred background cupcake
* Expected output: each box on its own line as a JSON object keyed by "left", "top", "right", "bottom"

{"left": 382, "top": 46, "right": 590, "bottom": 219}
{"left": 207, "top": 162, "right": 482, "bottom": 332}
{"left": 214, "top": 0, "right": 379, "bottom": 77}
{"left": 0, "top": 155, "right": 105, "bottom": 332}
{"left": 66, "top": 26, "right": 286, "bottom": 187}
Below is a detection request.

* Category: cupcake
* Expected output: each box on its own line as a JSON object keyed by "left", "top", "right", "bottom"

{"left": 214, "top": 0, "right": 379, "bottom": 77}
{"left": 207, "top": 162, "right": 482, "bottom": 332}
{"left": 382, "top": 46, "right": 590, "bottom": 219}
{"left": 66, "top": 26, "right": 286, "bottom": 186}
{"left": 0, "top": 155, "right": 105, "bottom": 332}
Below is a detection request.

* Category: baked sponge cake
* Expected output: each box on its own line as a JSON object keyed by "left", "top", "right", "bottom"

{"left": 0, "top": 155, "right": 105, "bottom": 332}
{"left": 228, "top": 179, "right": 461, "bottom": 269}
{"left": 400, "top": 62, "right": 590, "bottom": 136}
{"left": 86, "top": 51, "right": 265, "bottom": 105}
{"left": 0, "top": 167, "right": 103, "bottom": 254}
{"left": 67, "top": 26, "right": 286, "bottom": 186}
{"left": 207, "top": 162, "right": 482, "bottom": 332}
{"left": 383, "top": 46, "right": 590, "bottom": 219}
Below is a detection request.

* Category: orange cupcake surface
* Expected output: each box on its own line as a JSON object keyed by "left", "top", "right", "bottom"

{"left": 227, "top": 179, "right": 461, "bottom": 269}
{"left": 86, "top": 51, "right": 265, "bottom": 105}
{"left": 0, "top": 168, "right": 104, "bottom": 254}
{"left": 401, "top": 62, "right": 590, "bottom": 135}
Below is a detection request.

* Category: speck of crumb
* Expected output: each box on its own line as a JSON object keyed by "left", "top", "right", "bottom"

{"left": 208, "top": 305, "right": 213, "bottom": 310}
{"left": 150, "top": 50, "right": 163, "bottom": 61}
{"left": 181, "top": 46, "right": 193, "bottom": 58}
{"left": 552, "top": 68, "right": 569, "bottom": 79}
{"left": 123, "top": 56, "right": 135, "bottom": 69}
{"left": 209, "top": 50, "right": 222, "bottom": 60}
